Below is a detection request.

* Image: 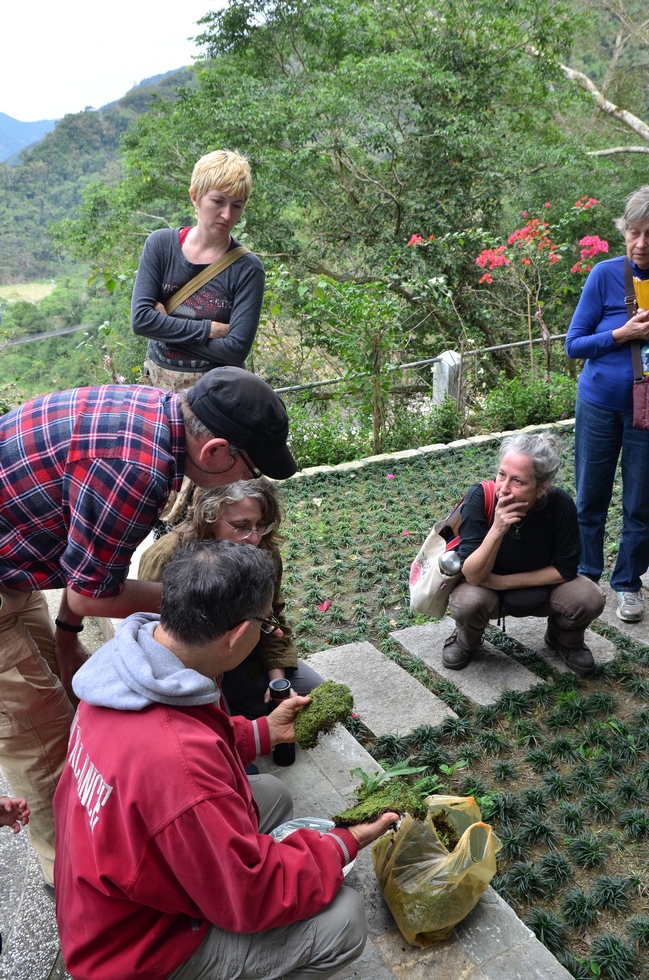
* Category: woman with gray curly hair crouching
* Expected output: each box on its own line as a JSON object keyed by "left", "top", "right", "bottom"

{"left": 443, "top": 433, "right": 605, "bottom": 676}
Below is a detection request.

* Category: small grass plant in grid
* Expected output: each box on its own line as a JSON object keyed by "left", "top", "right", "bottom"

{"left": 279, "top": 429, "right": 649, "bottom": 975}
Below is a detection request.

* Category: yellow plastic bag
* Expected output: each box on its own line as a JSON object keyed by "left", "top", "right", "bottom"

{"left": 372, "top": 795, "right": 502, "bottom": 947}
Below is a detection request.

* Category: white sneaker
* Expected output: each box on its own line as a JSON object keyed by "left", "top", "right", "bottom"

{"left": 616, "top": 591, "right": 645, "bottom": 623}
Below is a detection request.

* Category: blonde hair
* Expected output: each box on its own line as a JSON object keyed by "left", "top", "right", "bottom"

{"left": 189, "top": 149, "right": 252, "bottom": 203}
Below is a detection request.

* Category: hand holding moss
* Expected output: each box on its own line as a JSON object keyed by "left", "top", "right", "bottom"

{"left": 294, "top": 681, "right": 354, "bottom": 749}
{"left": 347, "top": 811, "right": 400, "bottom": 849}
{"left": 267, "top": 695, "right": 311, "bottom": 746}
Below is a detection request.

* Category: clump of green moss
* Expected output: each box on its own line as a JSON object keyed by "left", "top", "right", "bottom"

{"left": 294, "top": 680, "right": 354, "bottom": 749}
{"left": 332, "top": 778, "right": 428, "bottom": 825}
{"left": 429, "top": 809, "right": 460, "bottom": 851}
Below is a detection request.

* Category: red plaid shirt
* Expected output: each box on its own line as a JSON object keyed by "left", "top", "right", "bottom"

{"left": 0, "top": 385, "right": 185, "bottom": 597}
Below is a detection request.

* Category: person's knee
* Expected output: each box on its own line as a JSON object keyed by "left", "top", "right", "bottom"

{"left": 248, "top": 774, "right": 293, "bottom": 833}
{"left": 449, "top": 585, "right": 496, "bottom": 623}
{"left": 314, "top": 887, "right": 367, "bottom": 966}
{"left": 551, "top": 577, "right": 606, "bottom": 622}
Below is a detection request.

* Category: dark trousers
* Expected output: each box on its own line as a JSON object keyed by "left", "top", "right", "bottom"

{"left": 575, "top": 396, "right": 649, "bottom": 592}
{"left": 448, "top": 576, "right": 605, "bottom": 652}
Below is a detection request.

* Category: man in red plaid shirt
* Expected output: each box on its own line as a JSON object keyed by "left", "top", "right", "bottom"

{"left": 0, "top": 366, "right": 296, "bottom": 890}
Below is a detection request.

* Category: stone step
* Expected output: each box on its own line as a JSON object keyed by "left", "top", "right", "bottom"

{"left": 390, "top": 622, "right": 546, "bottom": 706}
{"left": 503, "top": 618, "right": 615, "bottom": 672}
{"left": 258, "top": 726, "right": 399, "bottom": 980}
{"left": 600, "top": 581, "right": 649, "bottom": 643}
{"left": 260, "top": 725, "right": 571, "bottom": 979}
{"left": 307, "top": 641, "right": 457, "bottom": 736}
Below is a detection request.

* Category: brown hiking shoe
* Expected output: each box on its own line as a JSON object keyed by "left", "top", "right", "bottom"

{"left": 442, "top": 631, "right": 473, "bottom": 670}
{"left": 544, "top": 631, "right": 595, "bottom": 677}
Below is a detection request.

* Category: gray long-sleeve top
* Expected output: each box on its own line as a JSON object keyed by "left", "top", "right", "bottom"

{"left": 131, "top": 228, "right": 265, "bottom": 371}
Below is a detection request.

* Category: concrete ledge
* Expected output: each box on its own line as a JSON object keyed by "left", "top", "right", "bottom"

{"left": 289, "top": 421, "right": 576, "bottom": 480}
{"left": 391, "top": 622, "right": 546, "bottom": 706}
{"left": 600, "top": 581, "right": 649, "bottom": 644}
{"left": 308, "top": 642, "right": 457, "bottom": 735}
{"left": 503, "top": 618, "right": 615, "bottom": 672}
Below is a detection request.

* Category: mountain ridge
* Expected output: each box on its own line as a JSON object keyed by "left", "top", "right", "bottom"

{"left": 0, "top": 68, "right": 189, "bottom": 162}
{"left": 0, "top": 113, "right": 57, "bottom": 162}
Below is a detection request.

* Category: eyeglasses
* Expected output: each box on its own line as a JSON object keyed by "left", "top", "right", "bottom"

{"left": 253, "top": 613, "right": 282, "bottom": 634}
{"left": 217, "top": 518, "right": 276, "bottom": 541}
{"left": 227, "top": 613, "right": 282, "bottom": 634}
{"left": 234, "top": 449, "right": 262, "bottom": 480}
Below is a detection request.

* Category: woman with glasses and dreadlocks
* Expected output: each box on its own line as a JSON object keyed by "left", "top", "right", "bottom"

{"left": 138, "top": 478, "right": 323, "bottom": 719}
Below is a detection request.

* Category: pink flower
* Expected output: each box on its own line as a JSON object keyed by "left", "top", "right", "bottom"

{"left": 548, "top": 253, "right": 561, "bottom": 265}
{"left": 521, "top": 257, "right": 531, "bottom": 266}
{"left": 386, "top": 473, "right": 395, "bottom": 480}
{"left": 479, "top": 273, "right": 494, "bottom": 284}
{"left": 579, "top": 235, "right": 608, "bottom": 259}
{"left": 476, "top": 245, "right": 511, "bottom": 268}
{"left": 545, "top": 202, "right": 551, "bottom": 209}
{"left": 318, "top": 600, "right": 332, "bottom": 612}
{"left": 402, "top": 530, "right": 411, "bottom": 536}
{"left": 575, "top": 196, "right": 598, "bottom": 210}
{"left": 522, "top": 211, "right": 528, "bottom": 217}
{"left": 407, "top": 234, "right": 426, "bottom": 246}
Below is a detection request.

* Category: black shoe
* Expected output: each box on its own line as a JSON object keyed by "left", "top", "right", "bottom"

{"left": 442, "top": 631, "right": 473, "bottom": 670}
{"left": 544, "top": 631, "right": 595, "bottom": 677}
{"left": 43, "top": 882, "right": 55, "bottom": 902}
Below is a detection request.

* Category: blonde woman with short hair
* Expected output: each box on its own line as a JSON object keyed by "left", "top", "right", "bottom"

{"left": 132, "top": 149, "right": 264, "bottom": 392}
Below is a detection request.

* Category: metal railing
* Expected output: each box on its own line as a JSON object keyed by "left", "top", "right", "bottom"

{"left": 274, "top": 333, "right": 568, "bottom": 395}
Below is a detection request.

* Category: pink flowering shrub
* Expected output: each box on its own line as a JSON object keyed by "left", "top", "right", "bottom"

{"left": 476, "top": 199, "right": 607, "bottom": 285}
{"left": 472, "top": 198, "right": 608, "bottom": 348}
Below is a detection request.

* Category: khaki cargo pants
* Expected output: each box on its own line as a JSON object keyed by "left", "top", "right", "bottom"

{"left": 0, "top": 589, "right": 74, "bottom": 885}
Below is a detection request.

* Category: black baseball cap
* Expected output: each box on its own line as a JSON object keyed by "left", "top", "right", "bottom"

{"left": 186, "top": 367, "right": 297, "bottom": 480}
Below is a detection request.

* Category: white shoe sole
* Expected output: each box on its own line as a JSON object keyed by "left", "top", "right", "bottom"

{"left": 616, "top": 607, "right": 645, "bottom": 623}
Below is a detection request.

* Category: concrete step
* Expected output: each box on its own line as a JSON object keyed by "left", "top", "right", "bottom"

{"left": 260, "top": 725, "right": 572, "bottom": 980}
{"left": 391, "top": 621, "right": 546, "bottom": 706}
{"left": 307, "top": 641, "right": 457, "bottom": 736}
{"left": 601, "top": 581, "right": 649, "bottom": 642}
{"left": 503, "top": 618, "right": 615, "bottom": 672}
{"left": 258, "top": 726, "right": 399, "bottom": 980}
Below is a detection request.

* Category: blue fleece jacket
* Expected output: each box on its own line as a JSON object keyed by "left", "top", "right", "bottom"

{"left": 565, "top": 255, "right": 649, "bottom": 413}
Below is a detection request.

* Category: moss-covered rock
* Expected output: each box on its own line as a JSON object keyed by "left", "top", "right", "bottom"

{"left": 332, "top": 779, "right": 428, "bottom": 825}
{"left": 294, "top": 680, "right": 354, "bottom": 749}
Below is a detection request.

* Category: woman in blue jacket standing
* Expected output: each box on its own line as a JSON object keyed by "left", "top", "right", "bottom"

{"left": 566, "top": 186, "right": 649, "bottom": 622}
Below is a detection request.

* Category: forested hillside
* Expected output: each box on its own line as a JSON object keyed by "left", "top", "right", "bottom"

{"left": 0, "top": 68, "right": 195, "bottom": 282}
{"left": 53, "top": 0, "right": 649, "bottom": 363}
{"left": 3, "top": 0, "right": 649, "bottom": 421}
{"left": 0, "top": 113, "right": 57, "bottom": 162}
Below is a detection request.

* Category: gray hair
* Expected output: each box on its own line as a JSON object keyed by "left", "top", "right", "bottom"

{"left": 499, "top": 433, "right": 560, "bottom": 487}
{"left": 159, "top": 539, "right": 274, "bottom": 645}
{"left": 615, "top": 186, "right": 649, "bottom": 235}
{"left": 178, "top": 389, "right": 212, "bottom": 440}
{"left": 178, "top": 390, "right": 244, "bottom": 459}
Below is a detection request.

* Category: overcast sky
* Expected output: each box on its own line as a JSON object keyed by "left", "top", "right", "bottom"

{"left": 2, "top": 0, "right": 222, "bottom": 121}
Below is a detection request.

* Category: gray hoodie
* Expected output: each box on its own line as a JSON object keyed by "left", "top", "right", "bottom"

{"left": 72, "top": 612, "right": 221, "bottom": 711}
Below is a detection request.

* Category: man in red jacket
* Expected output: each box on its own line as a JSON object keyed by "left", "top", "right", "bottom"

{"left": 54, "top": 540, "right": 396, "bottom": 980}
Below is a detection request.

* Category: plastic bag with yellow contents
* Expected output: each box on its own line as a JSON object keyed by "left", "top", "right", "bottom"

{"left": 372, "top": 795, "right": 502, "bottom": 947}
